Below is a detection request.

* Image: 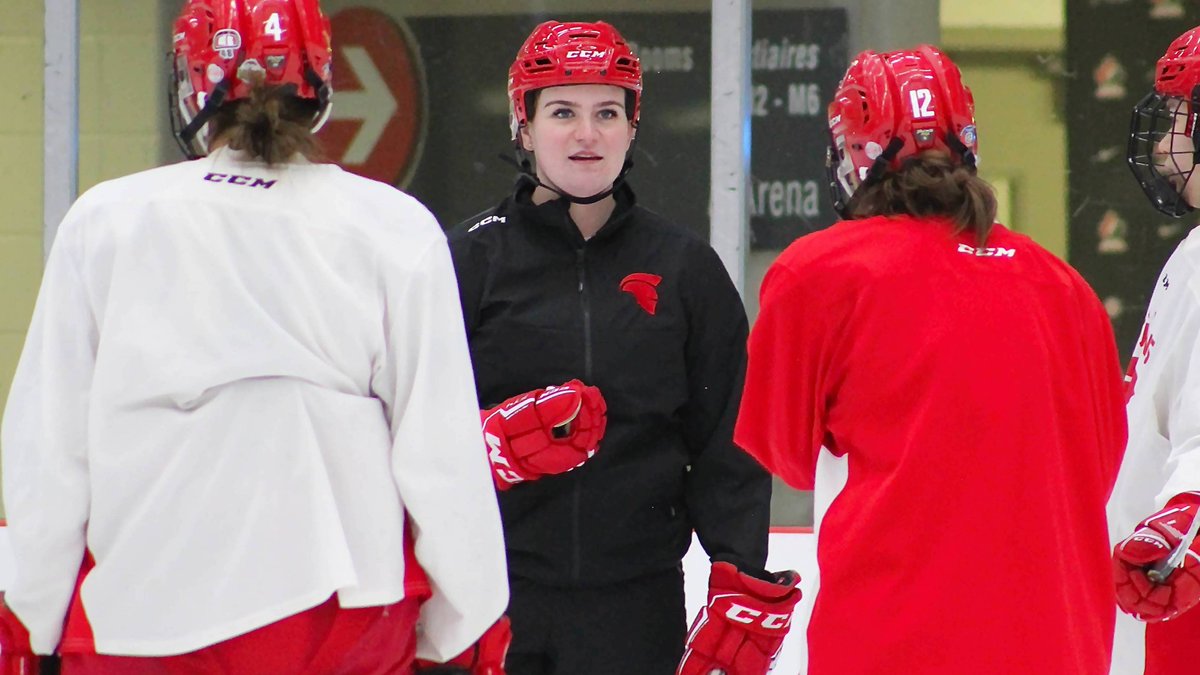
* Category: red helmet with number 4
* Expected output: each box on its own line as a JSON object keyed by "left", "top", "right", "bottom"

{"left": 170, "top": 0, "right": 333, "bottom": 159}
{"left": 826, "top": 45, "right": 979, "bottom": 217}
{"left": 1129, "top": 25, "right": 1200, "bottom": 217}
{"left": 508, "top": 21, "right": 643, "bottom": 140}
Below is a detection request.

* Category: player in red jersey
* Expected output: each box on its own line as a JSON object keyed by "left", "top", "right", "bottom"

{"left": 736, "top": 45, "right": 1127, "bottom": 674}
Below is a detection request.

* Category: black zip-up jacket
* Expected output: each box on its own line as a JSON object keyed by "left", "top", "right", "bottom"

{"left": 448, "top": 178, "right": 770, "bottom": 587}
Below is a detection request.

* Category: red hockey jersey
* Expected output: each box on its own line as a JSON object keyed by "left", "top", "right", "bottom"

{"left": 737, "top": 215, "right": 1127, "bottom": 674}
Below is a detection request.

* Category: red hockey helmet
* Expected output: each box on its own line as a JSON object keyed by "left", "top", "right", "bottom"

{"left": 826, "top": 45, "right": 978, "bottom": 216}
{"left": 508, "top": 21, "right": 643, "bottom": 140}
{"left": 1129, "top": 25, "right": 1200, "bottom": 217}
{"left": 170, "top": 0, "right": 333, "bottom": 158}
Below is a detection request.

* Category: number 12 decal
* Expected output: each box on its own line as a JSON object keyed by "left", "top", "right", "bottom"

{"left": 909, "top": 88, "right": 934, "bottom": 119}
{"left": 264, "top": 12, "right": 283, "bottom": 41}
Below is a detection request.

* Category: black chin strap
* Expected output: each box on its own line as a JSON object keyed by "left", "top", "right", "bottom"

{"left": 500, "top": 141, "right": 637, "bottom": 205}
{"left": 860, "top": 131, "right": 976, "bottom": 191}
{"left": 944, "top": 130, "right": 978, "bottom": 169}
{"left": 859, "top": 137, "right": 906, "bottom": 190}
{"left": 176, "top": 80, "right": 231, "bottom": 159}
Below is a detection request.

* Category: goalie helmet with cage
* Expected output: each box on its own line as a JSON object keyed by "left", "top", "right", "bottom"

{"left": 170, "top": 0, "right": 333, "bottom": 159}
{"left": 1129, "top": 25, "right": 1200, "bottom": 217}
{"left": 826, "top": 45, "right": 980, "bottom": 217}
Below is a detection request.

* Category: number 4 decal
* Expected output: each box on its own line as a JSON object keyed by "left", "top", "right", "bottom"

{"left": 909, "top": 88, "right": 934, "bottom": 119}
{"left": 264, "top": 12, "right": 284, "bottom": 41}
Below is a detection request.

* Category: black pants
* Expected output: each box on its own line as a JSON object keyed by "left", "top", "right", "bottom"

{"left": 505, "top": 567, "right": 687, "bottom": 675}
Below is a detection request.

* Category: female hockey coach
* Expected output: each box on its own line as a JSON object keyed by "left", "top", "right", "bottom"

{"left": 446, "top": 20, "right": 800, "bottom": 675}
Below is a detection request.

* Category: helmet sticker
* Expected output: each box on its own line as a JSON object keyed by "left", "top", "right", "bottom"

{"left": 565, "top": 49, "right": 608, "bottom": 61}
{"left": 206, "top": 63, "right": 225, "bottom": 84}
{"left": 908, "top": 88, "right": 934, "bottom": 119}
{"left": 213, "top": 29, "right": 242, "bottom": 61}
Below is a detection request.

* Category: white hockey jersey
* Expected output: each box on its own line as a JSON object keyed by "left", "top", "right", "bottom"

{"left": 1109, "top": 227, "right": 1200, "bottom": 674}
{"left": 1, "top": 148, "right": 508, "bottom": 659}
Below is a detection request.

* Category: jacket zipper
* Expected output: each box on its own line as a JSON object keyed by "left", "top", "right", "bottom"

{"left": 573, "top": 246, "right": 592, "bottom": 581}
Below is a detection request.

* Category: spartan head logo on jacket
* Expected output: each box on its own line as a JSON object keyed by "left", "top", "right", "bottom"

{"left": 620, "top": 273, "right": 663, "bottom": 315}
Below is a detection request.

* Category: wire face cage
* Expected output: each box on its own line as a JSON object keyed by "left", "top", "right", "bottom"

{"left": 1128, "top": 90, "right": 1200, "bottom": 217}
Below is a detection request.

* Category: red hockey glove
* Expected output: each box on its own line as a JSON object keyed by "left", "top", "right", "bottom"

{"left": 415, "top": 616, "right": 510, "bottom": 674}
{"left": 677, "top": 562, "right": 802, "bottom": 675}
{"left": 1114, "top": 492, "right": 1200, "bottom": 622}
{"left": 481, "top": 380, "right": 606, "bottom": 491}
{"left": 0, "top": 594, "right": 39, "bottom": 675}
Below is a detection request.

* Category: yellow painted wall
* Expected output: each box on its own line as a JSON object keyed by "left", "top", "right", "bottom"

{"left": 955, "top": 57, "right": 1067, "bottom": 258}
{"left": 941, "top": 3, "right": 1067, "bottom": 259}
{"left": 942, "top": 0, "right": 1062, "bottom": 30}
{"left": 0, "top": 3, "right": 46, "bottom": 437}
{"left": 78, "top": 3, "right": 165, "bottom": 193}
{"left": 0, "top": 2, "right": 162, "bottom": 516}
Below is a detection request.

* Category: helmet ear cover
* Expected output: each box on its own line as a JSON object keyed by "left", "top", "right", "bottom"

{"left": 169, "top": 0, "right": 334, "bottom": 159}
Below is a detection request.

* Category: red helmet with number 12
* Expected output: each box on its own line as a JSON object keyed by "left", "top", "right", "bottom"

{"left": 826, "top": 45, "right": 979, "bottom": 217}
{"left": 170, "top": 0, "right": 333, "bottom": 159}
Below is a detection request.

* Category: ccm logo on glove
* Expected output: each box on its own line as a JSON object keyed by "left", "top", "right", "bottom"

{"left": 1114, "top": 491, "right": 1200, "bottom": 622}
{"left": 480, "top": 380, "right": 607, "bottom": 491}
{"left": 677, "top": 562, "right": 802, "bottom": 675}
{"left": 724, "top": 604, "right": 792, "bottom": 630}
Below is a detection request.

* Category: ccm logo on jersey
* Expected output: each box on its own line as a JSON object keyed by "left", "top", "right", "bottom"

{"left": 724, "top": 603, "right": 791, "bottom": 630}
{"left": 567, "top": 49, "right": 607, "bottom": 59}
{"left": 957, "top": 243, "right": 1014, "bottom": 258}
{"left": 468, "top": 215, "right": 506, "bottom": 232}
{"left": 203, "top": 173, "right": 277, "bottom": 189}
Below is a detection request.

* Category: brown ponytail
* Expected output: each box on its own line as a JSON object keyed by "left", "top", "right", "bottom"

{"left": 207, "top": 82, "right": 323, "bottom": 166}
{"left": 847, "top": 152, "right": 997, "bottom": 246}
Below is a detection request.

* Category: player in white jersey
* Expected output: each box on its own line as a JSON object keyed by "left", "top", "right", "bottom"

{"left": 0, "top": 1, "right": 508, "bottom": 673}
{"left": 1110, "top": 24, "right": 1200, "bottom": 675}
